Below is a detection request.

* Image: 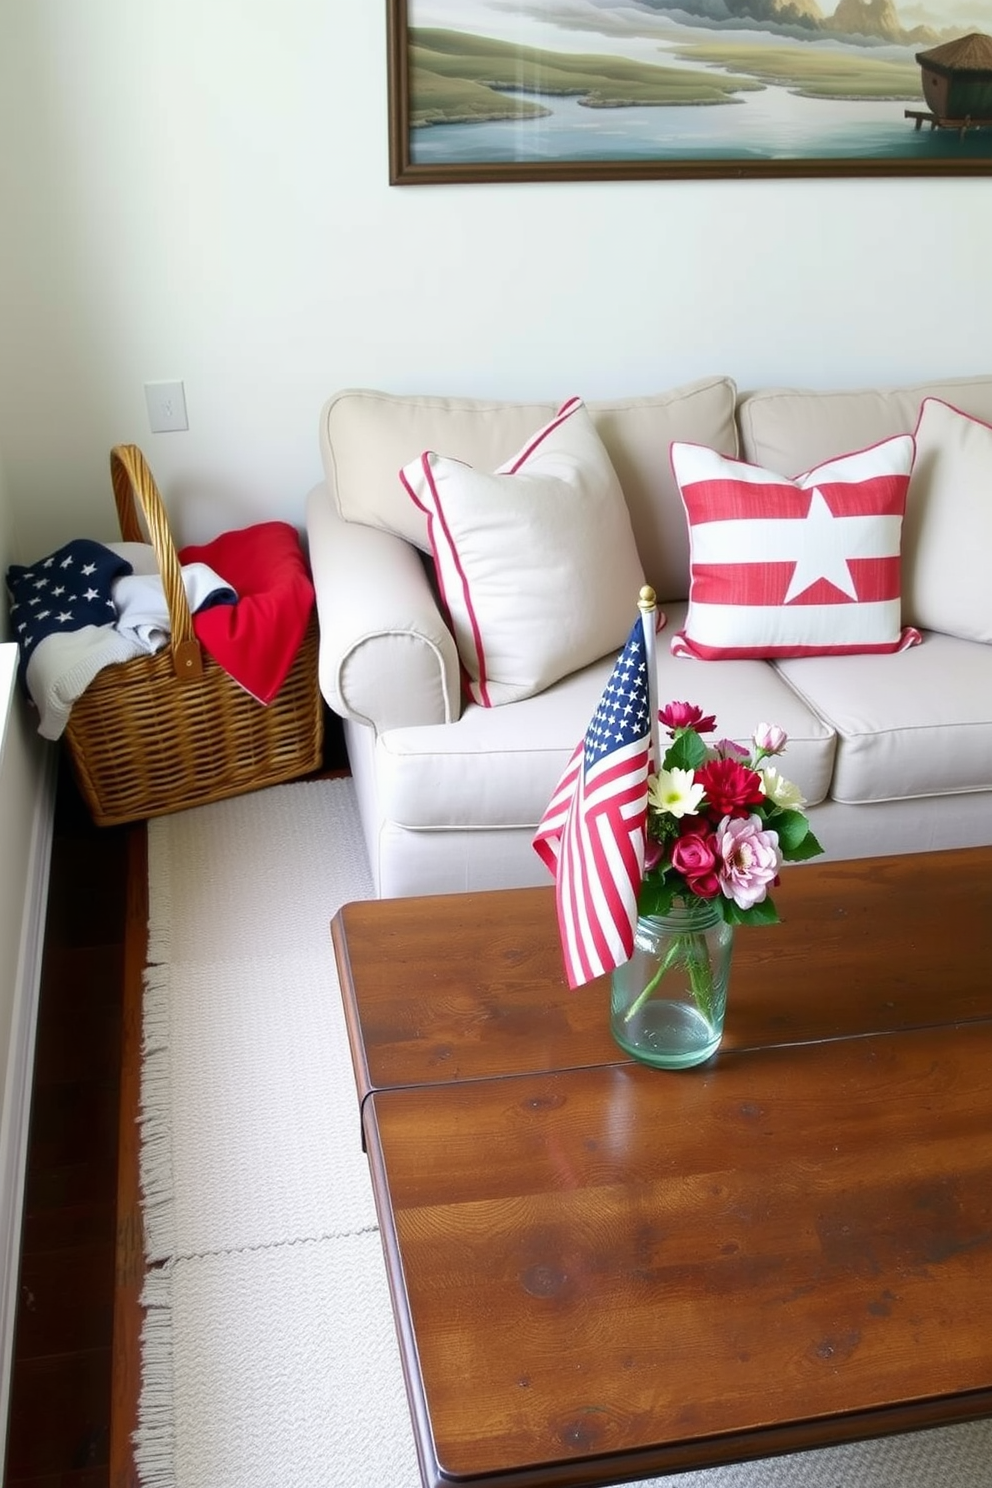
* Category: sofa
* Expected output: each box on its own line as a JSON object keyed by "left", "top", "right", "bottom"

{"left": 306, "top": 374, "right": 992, "bottom": 898}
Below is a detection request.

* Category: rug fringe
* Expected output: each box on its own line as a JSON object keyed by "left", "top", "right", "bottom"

{"left": 133, "top": 1263, "right": 176, "bottom": 1488}
{"left": 145, "top": 819, "right": 172, "bottom": 966}
{"left": 139, "top": 964, "right": 176, "bottom": 1263}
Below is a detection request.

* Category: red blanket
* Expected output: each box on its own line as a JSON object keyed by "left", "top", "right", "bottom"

{"left": 179, "top": 523, "right": 315, "bottom": 705}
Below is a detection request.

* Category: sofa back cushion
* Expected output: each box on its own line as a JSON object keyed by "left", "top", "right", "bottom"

{"left": 319, "top": 378, "right": 739, "bottom": 604}
{"left": 737, "top": 373, "right": 992, "bottom": 476}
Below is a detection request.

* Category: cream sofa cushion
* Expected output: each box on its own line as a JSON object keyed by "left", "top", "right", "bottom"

{"left": 737, "top": 373, "right": 992, "bottom": 478}
{"left": 374, "top": 604, "right": 836, "bottom": 833}
{"left": 319, "top": 378, "right": 739, "bottom": 604}
{"left": 775, "top": 630, "right": 992, "bottom": 805}
{"left": 902, "top": 398, "right": 992, "bottom": 643}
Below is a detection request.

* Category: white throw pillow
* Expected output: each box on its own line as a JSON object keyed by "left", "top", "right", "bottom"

{"left": 400, "top": 397, "right": 648, "bottom": 707}
{"left": 903, "top": 397, "right": 992, "bottom": 643}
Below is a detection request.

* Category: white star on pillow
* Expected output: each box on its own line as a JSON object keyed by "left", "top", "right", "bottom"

{"left": 782, "top": 489, "right": 860, "bottom": 603}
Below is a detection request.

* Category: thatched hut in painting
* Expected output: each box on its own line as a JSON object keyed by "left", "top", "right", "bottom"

{"left": 915, "top": 32, "right": 992, "bottom": 123}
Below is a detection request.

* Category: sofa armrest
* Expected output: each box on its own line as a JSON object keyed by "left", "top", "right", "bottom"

{"left": 306, "top": 485, "right": 461, "bottom": 732}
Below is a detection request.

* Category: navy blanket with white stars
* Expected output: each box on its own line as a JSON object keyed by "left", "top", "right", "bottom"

{"left": 5, "top": 539, "right": 133, "bottom": 682}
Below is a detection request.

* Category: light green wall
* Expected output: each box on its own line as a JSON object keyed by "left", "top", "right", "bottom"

{"left": 0, "top": 443, "right": 15, "bottom": 643}
{"left": 1, "top": 1, "right": 991, "bottom": 563}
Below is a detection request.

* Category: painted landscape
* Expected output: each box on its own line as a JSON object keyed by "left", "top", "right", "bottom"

{"left": 404, "top": 0, "right": 992, "bottom": 166}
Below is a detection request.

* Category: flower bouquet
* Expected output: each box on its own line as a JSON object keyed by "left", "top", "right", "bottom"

{"left": 611, "top": 701, "right": 824, "bottom": 1066}
{"left": 641, "top": 701, "right": 824, "bottom": 921}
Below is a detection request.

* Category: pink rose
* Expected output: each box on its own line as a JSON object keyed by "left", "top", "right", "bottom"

{"left": 671, "top": 830, "right": 721, "bottom": 899}
{"left": 716, "top": 814, "right": 782, "bottom": 910}
{"left": 753, "top": 722, "right": 788, "bottom": 756}
{"left": 715, "top": 737, "right": 750, "bottom": 762}
{"left": 659, "top": 701, "right": 717, "bottom": 737}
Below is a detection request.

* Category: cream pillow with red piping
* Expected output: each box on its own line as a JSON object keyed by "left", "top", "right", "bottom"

{"left": 400, "top": 397, "right": 648, "bottom": 707}
{"left": 902, "top": 397, "right": 992, "bottom": 643}
{"left": 669, "top": 435, "right": 920, "bottom": 660}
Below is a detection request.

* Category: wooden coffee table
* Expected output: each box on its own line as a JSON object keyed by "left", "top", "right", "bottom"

{"left": 331, "top": 848, "right": 992, "bottom": 1488}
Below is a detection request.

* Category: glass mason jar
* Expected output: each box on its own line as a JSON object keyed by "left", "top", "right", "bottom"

{"left": 610, "top": 901, "right": 734, "bottom": 1070}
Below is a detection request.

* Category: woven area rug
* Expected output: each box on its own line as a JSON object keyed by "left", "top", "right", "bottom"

{"left": 135, "top": 778, "right": 992, "bottom": 1488}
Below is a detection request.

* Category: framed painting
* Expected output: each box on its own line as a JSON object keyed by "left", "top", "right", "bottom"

{"left": 387, "top": 0, "right": 992, "bottom": 182}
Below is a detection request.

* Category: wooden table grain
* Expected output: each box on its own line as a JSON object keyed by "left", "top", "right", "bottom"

{"left": 331, "top": 847, "right": 992, "bottom": 1488}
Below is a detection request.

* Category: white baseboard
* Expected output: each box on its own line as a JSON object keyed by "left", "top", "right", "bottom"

{"left": 0, "top": 744, "right": 57, "bottom": 1453}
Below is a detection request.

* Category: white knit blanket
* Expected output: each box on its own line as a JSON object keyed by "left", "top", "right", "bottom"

{"left": 135, "top": 778, "right": 992, "bottom": 1488}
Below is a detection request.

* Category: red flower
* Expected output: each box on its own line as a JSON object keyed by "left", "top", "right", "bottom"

{"left": 658, "top": 701, "right": 717, "bottom": 736}
{"left": 696, "top": 758, "right": 765, "bottom": 819}
{"left": 670, "top": 830, "right": 721, "bottom": 898}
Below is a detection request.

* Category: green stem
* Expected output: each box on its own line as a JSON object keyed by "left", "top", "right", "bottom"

{"left": 685, "top": 935, "right": 715, "bottom": 1024}
{"left": 623, "top": 930, "right": 715, "bottom": 1026}
{"left": 623, "top": 936, "right": 686, "bottom": 1023}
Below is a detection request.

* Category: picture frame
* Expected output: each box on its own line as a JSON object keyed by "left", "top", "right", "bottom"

{"left": 387, "top": 0, "right": 992, "bottom": 183}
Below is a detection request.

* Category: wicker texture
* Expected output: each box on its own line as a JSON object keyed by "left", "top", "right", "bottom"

{"left": 64, "top": 445, "right": 323, "bottom": 826}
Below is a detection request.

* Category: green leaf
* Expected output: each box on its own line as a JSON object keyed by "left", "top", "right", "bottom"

{"left": 768, "top": 811, "right": 826, "bottom": 862}
{"left": 772, "top": 808, "right": 810, "bottom": 853}
{"left": 637, "top": 876, "right": 679, "bottom": 917}
{"left": 663, "top": 729, "right": 707, "bottom": 773}
{"left": 786, "top": 829, "right": 825, "bottom": 862}
{"left": 725, "top": 897, "right": 781, "bottom": 927}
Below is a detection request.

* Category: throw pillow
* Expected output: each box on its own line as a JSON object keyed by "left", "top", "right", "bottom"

{"left": 400, "top": 397, "right": 648, "bottom": 708}
{"left": 902, "top": 398, "right": 992, "bottom": 643}
{"left": 669, "top": 436, "right": 920, "bottom": 660}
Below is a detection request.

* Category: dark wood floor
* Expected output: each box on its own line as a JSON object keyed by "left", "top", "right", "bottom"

{"left": 3, "top": 713, "right": 348, "bottom": 1488}
{"left": 3, "top": 755, "right": 132, "bottom": 1488}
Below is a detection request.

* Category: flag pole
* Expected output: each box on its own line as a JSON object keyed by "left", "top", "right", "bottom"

{"left": 638, "top": 585, "right": 661, "bottom": 775}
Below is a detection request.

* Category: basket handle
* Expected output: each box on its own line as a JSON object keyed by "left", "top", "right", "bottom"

{"left": 110, "top": 444, "right": 203, "bottom": 680}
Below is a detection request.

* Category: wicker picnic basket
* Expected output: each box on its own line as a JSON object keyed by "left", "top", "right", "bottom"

{"left": 63, "top": 444, "right": 323, "bottom": 826}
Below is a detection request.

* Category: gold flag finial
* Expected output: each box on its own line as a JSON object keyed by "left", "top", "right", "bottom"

{"left": 638, "top": 585, "right": 657, "bottom": 613}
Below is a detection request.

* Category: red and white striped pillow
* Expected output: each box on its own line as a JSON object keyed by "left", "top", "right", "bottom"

{"left": 401, "top": 398, "right": 646, "bottom": 707}
{"left": 669, "top": 436, "right": 921, "bottom": 660}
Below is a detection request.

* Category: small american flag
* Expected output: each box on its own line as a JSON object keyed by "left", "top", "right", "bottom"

{"left": 533, "top": 617, "right": 652, "bottom": 990}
